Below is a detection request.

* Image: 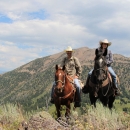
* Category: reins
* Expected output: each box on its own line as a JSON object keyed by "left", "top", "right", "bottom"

{"left": 101, "top": 80, "right": 110, "bottom": 96}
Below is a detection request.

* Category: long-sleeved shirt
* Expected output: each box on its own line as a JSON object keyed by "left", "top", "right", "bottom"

{"left": 61, "top": 56, "right": 82, "bottom": 77}
{"left": 95, "top": 48, "right": 113, "bottom": 67}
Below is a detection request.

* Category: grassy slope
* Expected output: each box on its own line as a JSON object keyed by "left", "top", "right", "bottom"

{"left": 1, "top": 103, "right": 129, "bottom": 130}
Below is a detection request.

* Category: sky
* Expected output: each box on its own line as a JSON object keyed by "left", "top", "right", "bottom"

{"left": 0, "top": 0, "right": 130, "bottom": 72}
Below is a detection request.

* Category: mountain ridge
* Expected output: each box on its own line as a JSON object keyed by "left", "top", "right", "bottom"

{"left": 0, "top": 47, "right": 129, "bottom": 111}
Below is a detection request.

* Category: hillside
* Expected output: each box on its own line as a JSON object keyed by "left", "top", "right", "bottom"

{"left": 0, "top": 47, "right": 130, "bottom": 112}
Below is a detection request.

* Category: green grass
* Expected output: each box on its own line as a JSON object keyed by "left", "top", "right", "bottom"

{"left": 114, "top": 99, "right": 130, "bottom": 112}
{"left": 0, "top": 102, "right": 129, "bottom": 130}
{"left": 0, "top": 103, "right": 24, "bottom": 130}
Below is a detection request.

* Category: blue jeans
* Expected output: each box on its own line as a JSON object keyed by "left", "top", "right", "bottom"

{"left": 88, "top": 66, "right": 117, "bottom": 87}
{"left": 51, "top": 78, "right": 81, "bottom": 100}
{"left": 74, "top": 78, "right": 81, "bottom": 102}
{"left": 74, "top": 78, "right": 81, "bottom": 90}
{"left": 108, "top": 66, "right": 117, "bottom": 87}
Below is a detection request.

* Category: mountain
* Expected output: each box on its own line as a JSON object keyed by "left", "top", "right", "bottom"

{"left": 0, "top": 47, "right": 130, "bottom": 111}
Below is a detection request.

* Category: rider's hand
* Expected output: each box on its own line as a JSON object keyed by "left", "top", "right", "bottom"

{"left": 74, "top": 75, "right": 78, "bottom": 79}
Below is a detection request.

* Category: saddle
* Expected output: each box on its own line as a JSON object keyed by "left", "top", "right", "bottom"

{"left": 88, "top": 72, "right": 120, "bottom": 97}
{"left": 89, "top": 74, "right": 110, "bottom": 88}
{"left": 67, "top": 75, "right": 82, "bottom": 102}
{"left": 67, "top": 75, "right": 83, "bottom": 89}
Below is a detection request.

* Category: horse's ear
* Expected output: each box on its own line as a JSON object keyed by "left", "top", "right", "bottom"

{"left": 62, "top": 65, "right": 65, "bottom": 71}
{"left": 55, "top": 65, "right": 58, "bottom": 70}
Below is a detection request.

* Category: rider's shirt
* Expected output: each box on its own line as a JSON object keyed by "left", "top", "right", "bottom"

{"left": 96, "top": 48, "right": 114, "bottom": 67}
{"left": 61, "top": 56, "right": 82, "bottom": 77}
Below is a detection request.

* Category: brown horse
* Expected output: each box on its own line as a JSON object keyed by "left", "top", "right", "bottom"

{"left": 53, "top": 65, "right": 76, "bottom": 118}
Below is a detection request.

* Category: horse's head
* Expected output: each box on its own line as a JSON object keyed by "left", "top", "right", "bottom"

{"left": 55, "top": 64, "right": 66, "bottom": 93}
{"left": 94, "top": 55, "right": 107, "bottom": 84}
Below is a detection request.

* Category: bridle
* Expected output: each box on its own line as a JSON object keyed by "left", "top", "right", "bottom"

{"left": 55, "top": 71, "right": 66, "bottom": 92}
{"left": 55, "top": 79, "right": 65, "bottom": 90}
{"left": 94, "top": 68, "right": 107, "bottom": 81}
{"left": 95, "top": 68, "right": 106, "bottom": 74}
{"left": 54, "top": 72, "right": 75, "bottom": 101}
{"left": 94, "top": 56, "right": 107, "bottom": 81}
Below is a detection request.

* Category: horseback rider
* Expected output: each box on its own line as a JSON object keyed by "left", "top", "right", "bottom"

{"left": 50, "top": 46, "right": 82, "bottom": 107}
{"left": 83, "top": 39, "right": 120, "bottom": 95}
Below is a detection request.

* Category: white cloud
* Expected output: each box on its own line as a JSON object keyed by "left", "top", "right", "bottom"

{"left": 0, "top": 44, "right": 40, "bottom": 71}
{"left": 0, "top": 0, "right": 130, "bottom": 71}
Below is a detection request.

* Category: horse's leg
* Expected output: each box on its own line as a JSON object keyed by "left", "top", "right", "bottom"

{"left": 108, "top": 95, "right": 115, "bottom": 109}
{"left": 55, "top": 104, "right": 61, "bottom": 118}
{"left": 101, "top": 97, "right": 108, "bottom": 107}
{"left": 89, "top": 94, "right": 97, "bottom": 108}
{"left": 65, "top": 101, "right": 71, "bottom": 118}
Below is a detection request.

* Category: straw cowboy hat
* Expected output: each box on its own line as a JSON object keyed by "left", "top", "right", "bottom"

{"left": 99, "top": 39, "right": 111, "bottom": 46}
{"left": 65, "top": 46, "right": 73, "bottom": 52}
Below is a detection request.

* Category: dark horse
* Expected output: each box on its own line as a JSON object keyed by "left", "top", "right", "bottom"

{"left": 53, "top": 65, "right": 76, "bottom": 118}
{"left": 87, "top": 55, "right": 115, "bottom": 109}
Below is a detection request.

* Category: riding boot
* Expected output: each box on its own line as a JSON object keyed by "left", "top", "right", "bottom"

{"left": 74, "top": 87, "right": 81, "bottom": 107}
{"left": 113, "top": 83, "right": 120, "bottom": 96}
{"left": 82, "top": 76, "right": 90, "bottom": 94}
{"left": 115, "top": 88, "right": 120, "bottom": 96}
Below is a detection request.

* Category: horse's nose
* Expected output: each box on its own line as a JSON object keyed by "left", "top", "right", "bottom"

{"left": 57, "top": 88, "right": 62, "bottom": 93}
{"left": 98, "top": 76, "right": 101, "bottom": 80}
{"left": 98, "top": 75, "right": 103, "bottom": 81}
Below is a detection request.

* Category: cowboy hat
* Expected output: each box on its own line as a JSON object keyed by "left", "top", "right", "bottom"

{"left": 65, "top": 46, "right": 73, "bottom": 52}
{"left": 99, "top": 39, "right": 111, "bottom": 46}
